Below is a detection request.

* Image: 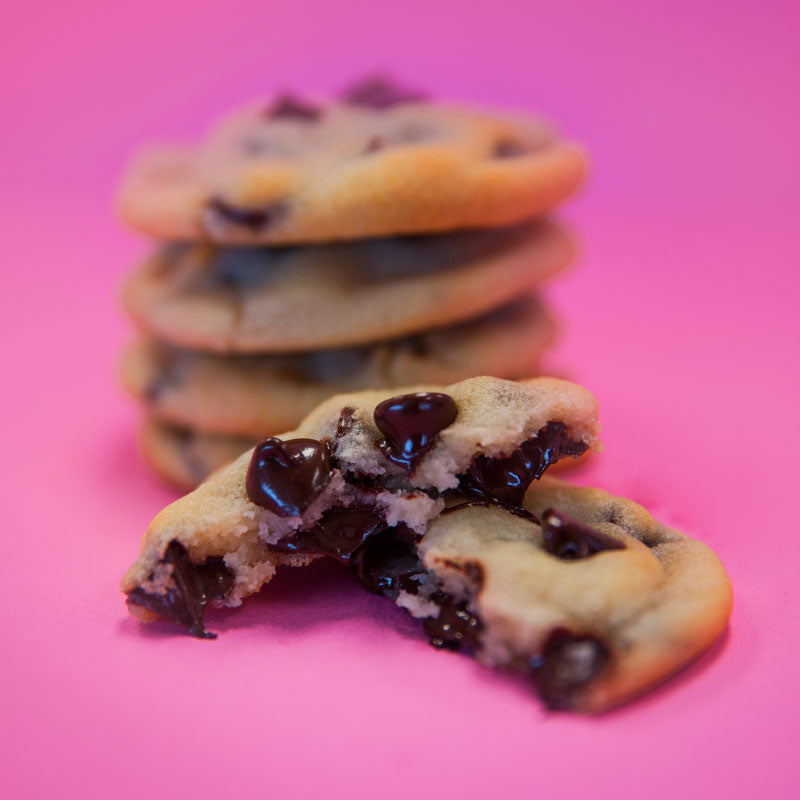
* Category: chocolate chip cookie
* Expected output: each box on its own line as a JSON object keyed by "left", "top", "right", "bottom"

{"left": 122, "top": 376, "right": 600, "bottom": 635}
{"left": 122, "top": 220, "right": 572, "bottom": 353}
{"left": 118, "top": 77, "right": 586, "bottom": 244}
{"left": 354, "top": 478, "right": 732, "bottom": 712}
{"left": 122, "top": 295, "right": 557, "bottom": 438}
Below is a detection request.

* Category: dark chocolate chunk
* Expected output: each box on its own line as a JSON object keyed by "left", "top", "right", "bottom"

{"left": 351, "top": 529, "right": 482, "bottom": 651}
{"left": 205, "top": 198, "right": 286, "bottom": 232}
{"left": 351, "top": 526, "right": 424, "bottom": 598}
{"left": 493, "top": 138, "right": 529, "bottom": 158}
{"left": 541, "top": 509, "right": 625, "bottom": 560}
{"left": 341, "top": 75, "right": 427, "bottom": 109}
{"left": 268, "top": 506, "right": 388, "bottom": 563}
{"left": 374, "top": 391, "right": 457, "bottom": 472}
{"left": 530, "top": 629, "right": 610, "bottom": 710}
{"left": 423, "top": 596, "right": 482, "bottom": 651}
{"left": 246, "top": 437, "right": 333, "bottom": 517}
{"left": 126, "top": 541, "right": 233, "bottom": 639}
{"left": 266, "top": 94, "right": 321, "bottom": 121}
{"left": 460, "top": 422, "right": 588, "bottom": 507}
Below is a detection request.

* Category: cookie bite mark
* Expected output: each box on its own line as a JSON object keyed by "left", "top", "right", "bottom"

{"left": 530, "top": 630, "right": 611, "bottom": 710}
{"left": 126, "top": 541, "right": 234, "bottom": 639}
{"left": 541, "top": 509, "right": 625, "bottom": 560}
{"left": 267, "top": 505, "right": 389, "bottom": 563}
{"left": 374, "top": 392, "right": 458, "bottom": 472}
{"left": 246, "top": 437, "right": 333, "bottom": 517}
{"left": 204, "top": 198, "right": 288, "bottom": 236}
{"left": 341, "top": 74, "right": 427, "bottom": 108}
{"left": 460, "top": 421, "right": 588, "bottom": 507}
{"left": 266, "top": 94, "right": 322, "bottom": 121}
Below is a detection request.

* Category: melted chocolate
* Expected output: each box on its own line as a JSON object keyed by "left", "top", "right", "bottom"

{"left": 351, "top": 527, "right": 424, "bottom": 598}
{"left": 206, "top": 198, "right": 286, "bottom": 232}
{"left": 351, "top": 529, "right": 482, "bottom": 652}
{"left": 541, "top": 509, "right": 625, "bottom": 560}
{"left": 373, "top": 391, "right": 458, "bottom": 472}
{"left": 530, "top": 629, "right": 611, "bottom": 710}
{"left": 268, "top": 506, "right": 388, "bottom": 563}
{"left": 267, "top": 94, "right": 321, "bottom": 121}
{"left": 460, "top": 422, "right": 588, "bottom": 507}
{"left": 126, "top": 541, "right": 233, "bottom": 639}
{"left": 341, "top": 75, "right": 427, "bottom": 108}
{"left": 246, "top": 437, "right": 333, "bottom": 517}
{"left": 422, "top": 597, "right": 482, "bottom": 651}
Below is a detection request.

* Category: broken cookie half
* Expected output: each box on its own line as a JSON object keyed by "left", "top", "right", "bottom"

{"left": 353, "top": 477, "right": 732, "bottom": 712}
{"left": 122, "top": 376, "right": 599, "bottom": 636}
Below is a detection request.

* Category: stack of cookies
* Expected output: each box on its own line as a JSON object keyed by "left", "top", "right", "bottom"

{"left": 118, "top": 77, "right": 587, "bottom": 489}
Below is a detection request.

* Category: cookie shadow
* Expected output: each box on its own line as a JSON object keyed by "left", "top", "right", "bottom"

{"left": 118, "top": 558, "right": 422, "bottom": 641}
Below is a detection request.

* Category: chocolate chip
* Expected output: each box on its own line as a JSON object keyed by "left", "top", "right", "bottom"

{"left": 460, "top": 422, "right": 588, "bottom": 507}
{"left": 493, "top": 139, "right": 529, "bottom": 158}
{"left": 541, "top": 509, "right": 625, "bottom": 560}
{"left": 351, "top": 527, "right": 424, "bottom": 598}
{"left": 246, "top": 437, "right": 333, "bottom": 517}
{"left": 268, "top": 505, "right": 388, "bottom": 563}
{"left": 205, "top": 198, "right": 286, "bottom": 233}
{"left": 530, "top": 630, "right": 610, "bottom": 710}
{"left": 266, "top": 93, "right": 322, "bottom": 121}
{"left": 341, "top": 75, "right": 427, "bottom": 109}
{"left": 126, "top": 541, "right": 233, "bottom": 639}
{"left": 351, "top": 529, "right": 483, "bottom": 652}
{"left": 374, "top": 392, "right": 458, "bottom": 472}
{"left": 423, "top": 596, "right": 482, "bottom": 651}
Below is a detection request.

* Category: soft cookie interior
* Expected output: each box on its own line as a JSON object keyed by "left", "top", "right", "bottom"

{"left": 122, "top": 376, "right": 599, "bottom": 638}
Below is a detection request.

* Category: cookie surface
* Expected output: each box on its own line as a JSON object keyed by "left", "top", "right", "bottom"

{"left": 118, "top": 78, "right": 586, "bottom": 244}
{"left": 122, "top": 220, "right": 573, "bottom": 353}
{"left": 123, "top": 295, "right": 557, "bottom": 437}
{"left": 354, "top": 477, "right": 731, "bottom": 712}
{"left": 123, "top": 376, "right": 600, "bottom": 633}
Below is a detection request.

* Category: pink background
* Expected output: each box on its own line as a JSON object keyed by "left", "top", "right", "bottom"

{"left": 2, "top": 1, "right": 798, "bottom": 797}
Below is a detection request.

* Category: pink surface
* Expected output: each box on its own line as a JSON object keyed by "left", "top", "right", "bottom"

{"left": 1, "top": 1, "right": 798, "bottom": 797}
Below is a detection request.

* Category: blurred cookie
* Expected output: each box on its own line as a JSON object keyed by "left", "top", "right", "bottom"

{"left": 119, "top": 77, "right": 586, "bottom": 244}
{"left": 122, "top": 295, "right": 557, "bottom": 437}
{"left": 139, "top": 417, "right": 255, "bottom": 490}
{"left": 122, "top": 220, "right": 573, "bottom": 353}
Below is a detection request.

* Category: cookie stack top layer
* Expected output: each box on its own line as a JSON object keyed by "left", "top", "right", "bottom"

{"left": 119, "top": 76, "right": 587, "bottom": 244}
